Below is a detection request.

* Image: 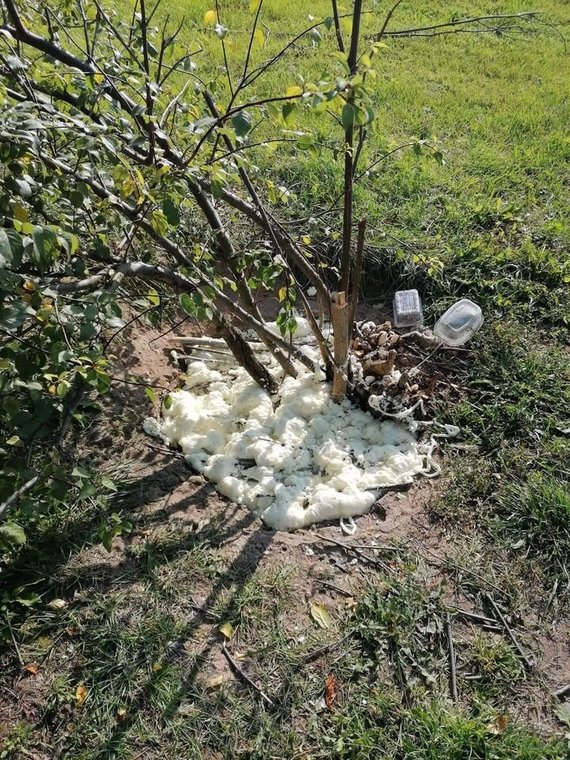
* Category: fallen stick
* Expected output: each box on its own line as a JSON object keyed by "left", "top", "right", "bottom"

{"left": 485, "top": 593, "right": 534, "bottom": 670}
{"left": 190, "top": 601, "right": 219, "bottom": 622}
{"left": 316, "top": 579, "right": 355, "bottom": 596}
{"left": 450, "top": 607, "right": 499, "bottom": 628}
{"left": 446, "top": 614, "right": 458, "bottom": 701}
{"left": 313, "top": 534, "right": 392, "bottom": 572}
{"left": 221, "top": 642, "right": 274, "bottom": 707}
{"left": 553, "top": 683, "right": 570, "bottom": 700}
{"left": 300, "top": 632, "right": 353, "bottom": 664}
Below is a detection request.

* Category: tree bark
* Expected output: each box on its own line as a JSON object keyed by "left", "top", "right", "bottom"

{"left": 331, "top": 292, "right": 349, "bottom": 402}
{"left": 214, "top": 314, "right": 279, "bottom": 395}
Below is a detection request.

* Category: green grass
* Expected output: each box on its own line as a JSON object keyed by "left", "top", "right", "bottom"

{"left": 497, "top": 475, "right": 570, "bottom": 579}
{"left": 4, "top": 541, "right": 568, "bottom": 759}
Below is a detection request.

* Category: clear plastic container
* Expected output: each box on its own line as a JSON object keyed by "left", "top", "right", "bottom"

{"left": 393, "top": 289, "right": 423, "bottom": 328}
{"left": 434, "top": 299, "right": 483, "bottom": 346}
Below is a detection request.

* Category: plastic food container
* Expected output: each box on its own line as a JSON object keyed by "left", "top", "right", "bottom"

{"left": 434, "top": 299, "right": 483, "bottom": 346}
{"left": 393, "top": 289, "right": 423, "bottom": 328}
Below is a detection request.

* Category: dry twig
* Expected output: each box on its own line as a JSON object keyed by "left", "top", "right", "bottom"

{"left": 221, "top": 642, "right": 274, "bottom": 707}
{"left": 446, "top": 614, "right": 458, "bottom": 701}
{"left": 485, "top": 593, "right": 534, "bottom": 670}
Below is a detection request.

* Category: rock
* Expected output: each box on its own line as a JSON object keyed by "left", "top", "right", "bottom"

{"left": 362, "top": 350, "right": 397, "bottom": 377}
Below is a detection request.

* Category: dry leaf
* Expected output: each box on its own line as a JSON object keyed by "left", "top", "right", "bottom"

{"left": 487, "top": 714, "right": 508, "bottom": 735}
{"left": 553, "top": 701, "right": 570, "bottom": 727}
{"left": 48, "top": 598, "right": 68, "bottom": 610}
{"left": 310, "top": 600, "right": 331, "bottom": 629}
{"left": 324, "top": 673, "right": 338, "bottom": 711}
{"left": 23, "top": 663, "right": 39, "bottom": 675}
{"left": 75, "top": 683, "right": 88, "bottom": 706}
{"left": 219, "top": 622, "right": 235, "bottom": 640}
{"left": 206, "top": 673, "right": 230, "bottom": 689}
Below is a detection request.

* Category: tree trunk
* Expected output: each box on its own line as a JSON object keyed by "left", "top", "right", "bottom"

{"left": 331, "top": 292, "right": 349, "bottom": 402}
{"left": 214, "top": 314, "right": 279, "bottom": 395}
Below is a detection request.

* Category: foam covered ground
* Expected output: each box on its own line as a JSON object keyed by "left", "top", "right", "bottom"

{"left": 154, "top": 327, "right": 429, "bottom": 531}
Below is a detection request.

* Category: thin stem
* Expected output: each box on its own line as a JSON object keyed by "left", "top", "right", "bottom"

{"left": 331, "top": 0, "right": 345, "bottom": 53}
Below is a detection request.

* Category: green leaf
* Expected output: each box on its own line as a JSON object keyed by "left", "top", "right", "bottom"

{"left": 145, "top": 385, "right": 157, "bottom": 403}
{"left": 282, "top": 102, "right": 296, "bottom": 126}
{"left": 162, "top": 198, "right": 180, "bottom": 227}
{"left": 69, "top": 190, "right": 85, "bottom": 209}
{"left": 231, "top": 111, "right": 253, "bottom": 137}
{"left": 179, "top": 292, "right": 196, "bottom": 317}
{"left": 101, "top": 476, "right": 118, "bottom": 492}
{"left": 296, "top": 135, "right": 314, "bottom": 151}
{"left": 341, "top": 103, "right": 355, "bottom": 130}
{"left": 163, "top": 394, "right": 173, "bottom": 410}
{"left": 0, "top": 522, "right": 27, "bottom": 547}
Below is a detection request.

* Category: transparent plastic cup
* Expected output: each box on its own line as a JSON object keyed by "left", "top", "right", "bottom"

{"left": 393, "top": 289, "right": 423, "bottom": 328}
{"left": 434, "top": 299, "right": 483, "bottom": 346}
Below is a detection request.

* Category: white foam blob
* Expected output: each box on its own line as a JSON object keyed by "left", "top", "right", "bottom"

{"left": 157, "top": 339, "right": 425, "bottom": 531}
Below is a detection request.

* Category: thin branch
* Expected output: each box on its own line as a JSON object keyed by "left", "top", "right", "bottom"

{"left": 377, "top": 0, "right": 406, "bottom": 40}
{"left": 242, "top": 0, "right": 264, "bottom": 81}
{"left": 215, "top": 0, "right": 233, "bottom": 96}
{"left": 221, "top": 642, "right": 274, "bottom": 707}
{"left": 485, "top": 593, "right": 534, "bottom": 671}
{"left": 373, "top": 12, "right": 541, "bottom": 40}
{"left": 0, "top": 475, "right": 39, "bottom": 521}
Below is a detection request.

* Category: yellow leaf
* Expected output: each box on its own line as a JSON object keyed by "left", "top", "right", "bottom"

{"left": 302, "top": 235, "right": 311, "bottom": 245}
{"left": 249, "top": 0, "right": 261, "bottom": 12}
{"left": 285, "top": 85, "right": 303, "bottom": 98}
{"left": 204, "top": 9, "right": 217, "bottom": 25}
{"left": 310, "top": 600, "right": 332, "bottom": 629}
{"left": 75, "top": 684, "right": 88, "bottom": 706}
{"left": 93, "top": 73, "right": 105, "bottom": 85}
{"left": 152, "top": 661, "right": 162, "bottom": 672}
{"left": 13, "top": 204, "right": 28, "bottom": 223}
{"left": 121, "top": 176, "right": 135, "bottom": 198}
{"left": 23, "top": 279, "right": 36, "bottom": 292}
{"left": 253, "top": 28, "right": 265, "bottom": 47}
{"left": 219, "top": 622, "right": 235, "bottom": 640}
{"left": 278, "top": 286, "right": 287, "bottom": 302}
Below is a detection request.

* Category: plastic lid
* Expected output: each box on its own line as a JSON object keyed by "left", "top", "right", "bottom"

{"left": 434, "top": 299, "right": 483, "bottom": 346}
